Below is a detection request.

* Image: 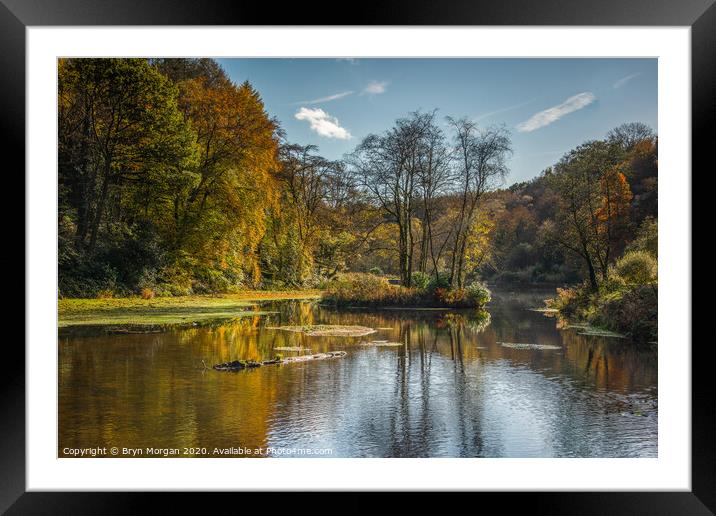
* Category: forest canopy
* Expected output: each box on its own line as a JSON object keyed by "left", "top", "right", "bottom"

{"left": 58, "top": 58, "right": 657, "bottom": 299}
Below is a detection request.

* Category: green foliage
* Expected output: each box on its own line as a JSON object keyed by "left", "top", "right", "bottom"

{"left": 368, "top": 267, "right": 383, "bottom": 276}
{"left": 612, "top": 250, "right": 657, "bottom": 286}
{"left": 426, "top": 272, "right": 451, "bottom": 292}
{"left": 549, "top": 246, "right": 658, "bottom": 342}
{"left": 626, "top": 216, "right": 658, "bottom": 257}
{"left": 547, "top": 282, "right": 597, "bottom": 320}
{"left": 465, "top": 281, "right": 491, "bottom": 306}
{"left": 410, "top": 271, "right": 431, "bottom": 290}
{"left": 593, "top": 285, "right": 657, "bottom": 343}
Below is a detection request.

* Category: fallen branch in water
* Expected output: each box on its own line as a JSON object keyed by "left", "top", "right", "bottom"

{"left": 213, "top": 351, "right": 347, "bottom": 372}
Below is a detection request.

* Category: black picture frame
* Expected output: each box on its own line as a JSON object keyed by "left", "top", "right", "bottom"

{"left": 4, "top": 0, "right": 710, "bottom": 512}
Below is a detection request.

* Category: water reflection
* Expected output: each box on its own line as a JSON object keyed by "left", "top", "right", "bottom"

{"left": 59, "top": 290, "right": 657, "bottom": 458}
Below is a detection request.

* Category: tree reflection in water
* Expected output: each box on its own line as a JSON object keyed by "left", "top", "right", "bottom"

{"left": 59, "top": 291, "right": 657, "bottom": 458}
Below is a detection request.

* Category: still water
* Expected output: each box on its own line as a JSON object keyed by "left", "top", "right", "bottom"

{"left": 58, "top": 290, "right": 657, "bottom": 458}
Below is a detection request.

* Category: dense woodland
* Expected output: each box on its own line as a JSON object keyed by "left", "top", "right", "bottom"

{"left": 58, "top": 58, "right": 657, "bottom": 323}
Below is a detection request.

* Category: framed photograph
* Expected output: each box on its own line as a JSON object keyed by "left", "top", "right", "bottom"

{"left": 7, "top": 0, "right": 711, "bottom": 511}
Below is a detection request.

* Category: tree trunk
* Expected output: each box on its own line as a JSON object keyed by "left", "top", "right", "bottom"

{"left": 88, "top": 162, "right": 111, "bottom": 253}
{"left": 74, "top": 113, "right": 92, "bottom": 249}
{"left": 585, "top": 255, "right": 598, "bottom": 290}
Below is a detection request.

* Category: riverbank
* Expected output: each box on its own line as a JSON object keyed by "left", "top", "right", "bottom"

{"left": 548, "top": 283, "right": 657, "bottom": 343}
{"left": 58, "top": 291, "right": 320, "bottom": 329}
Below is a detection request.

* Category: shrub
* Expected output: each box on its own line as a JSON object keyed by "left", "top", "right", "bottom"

{"left": 435, "top": 287, "right": 466, "bottom": 306}
{"left": 368, "top": 267, "right": 383, "bottom": 276}
{"left": 411, "top": 271, "right": 431, "bottom": 290}
{"left": 466, "top": 281, "right": 491, "bottom": 306}
{"left": 324, "top": 273, "right": 393, "bottom": 305}
{"left": 613, "top": 250, "right": 657, "bottom": 286}
{"left": 547, "top": 282, "right": 595, "bottom": 319}
{"left": 140, "top": 288, "right": 155, "bottom": 300}
{"left": 549, "top": 264, "right": 658, "bottom": 342}
{"left": 426, "top": 272, "right": 451, "bottom": 292}
{"left": 626, "top": 216, "right": 657, "bottom": 257}
{"left": 595, "top": 285, "right": 657, "bottom": 342}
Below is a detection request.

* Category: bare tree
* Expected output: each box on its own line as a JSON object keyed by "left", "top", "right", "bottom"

{"left": 446, "top": 118, "right": 512, "bottom": 288}
{"left": 349, "top": 113, "right": 432, "bottom": 286}
{"left": 414, "top": 111, "right": 453, "bottom": 278}
{"left": 607, "top": 122, "right": 655, "bottom": 151}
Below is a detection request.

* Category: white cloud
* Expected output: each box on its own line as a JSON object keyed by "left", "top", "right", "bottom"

{"left": 361, "top": 80, "right": 389, "bottom": 95}
{"left": 613, "top": 73, "right": 640, "bottom": 89}
{"left": 294, "top": 107, "right": 352, "bottom": 139}
{"left": 516, "top": 92, "right": 596, "bottom": 133}
{"left": 293, "top": 91, "right": 354, "bottom": 105}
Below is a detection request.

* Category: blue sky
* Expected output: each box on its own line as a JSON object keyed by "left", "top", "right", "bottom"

{"left": 217, "top": 58, "right": 657, "bottom": 185}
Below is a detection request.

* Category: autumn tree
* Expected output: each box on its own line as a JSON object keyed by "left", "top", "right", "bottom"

{"left": 263, "top": 143, "right": 345, "bottom": 285}
{"left": 171, "top": 72, "right": 280, "bottom": 286}
{"left": 58, "top": 58, "right": 196, "bottom": 253}
{"left": 545, "top": 140, "right": 632, "bottom": 289}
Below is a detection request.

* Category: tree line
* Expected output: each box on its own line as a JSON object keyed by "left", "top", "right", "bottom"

{"left": 58, "top": 58, "right": 656, "bottom": 298}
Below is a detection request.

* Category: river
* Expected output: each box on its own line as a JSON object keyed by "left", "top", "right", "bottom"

{"left": 58, "top": 289, "right": 657, "bottom": 458}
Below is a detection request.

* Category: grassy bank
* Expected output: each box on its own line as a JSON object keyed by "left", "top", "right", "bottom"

{"left": 547, "top": 250, "right": 657, "bottom": 343}
{"left": 58, "top": 291, "right": 320, "bottom": 329}
{"left": 548, "top": 283, "right": 657, "bottom": 343}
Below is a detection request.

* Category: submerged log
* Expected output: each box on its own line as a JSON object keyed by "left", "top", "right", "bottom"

{"left": 212, "top": 351, "right": 347, "bottom": 372}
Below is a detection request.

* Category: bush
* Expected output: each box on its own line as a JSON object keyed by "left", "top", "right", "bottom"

{"left": 548, "top": 262, "right": 658, "bottom": 342}
{"left": 613, "top": 250, "right": 657, "bottom": 286}
{"left": 426, "top": 272, "right": 451, "bottom": 292}
{"left": 547, "top": 282, "right": 595, "bottom": 320}
{"left": 626, "top": 216, "right": 657, "bottom": 257}
{"left": 466, "top": 281, "right": 491, "bottom": 306}
{"left": 323, "top": 273, "right": 395, "bottom": 305}
{"left": 368, "top": 267, "right": 383, "bottom": 276}
{"left": 434, "top": 284, "right": 490, "bottom": 308}
{"left": 411, "top": 271, "right": 431, "bottom": 290}
{"left": 140, "top": 288, "right": 155, "bottom": 300}
{"left": 59, "top": 259, "right": 124, "bottom": 298}
{"left": 595, "top": 285, "right": 657, "bottom": 342}
{"left": 434, "top": 287, "right": 466, "bottom": 306}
